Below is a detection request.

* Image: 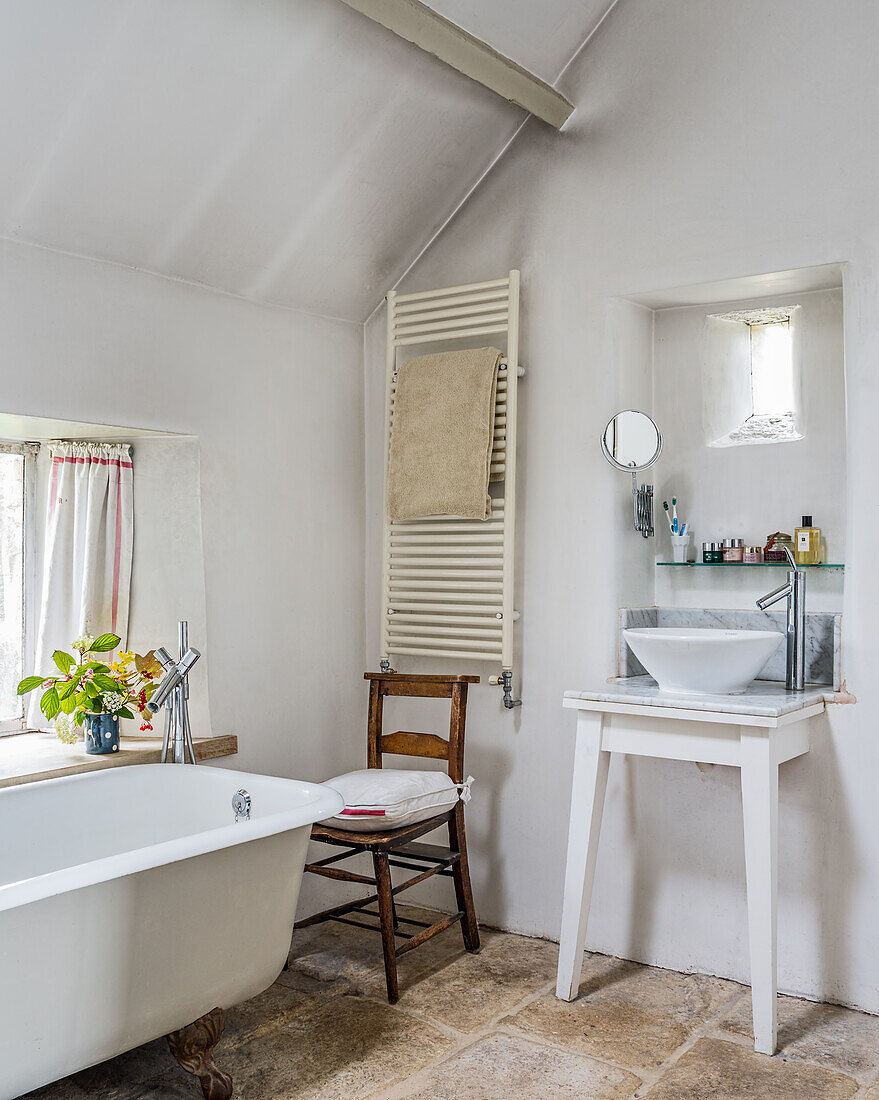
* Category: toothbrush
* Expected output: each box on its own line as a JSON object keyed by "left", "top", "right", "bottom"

{"left": 672, "top": 497, "right": 678, "bottom": 534}
{"left": 662, "top": 501, "right": 674, "bottom": 532}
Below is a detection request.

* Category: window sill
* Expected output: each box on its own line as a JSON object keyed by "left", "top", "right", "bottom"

{"left": 0, "top": 731, "right": 238, "bottom": 790}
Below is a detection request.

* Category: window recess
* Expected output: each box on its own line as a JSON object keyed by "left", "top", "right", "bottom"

{"left": 706, "top": 306, "right": 802, "bottom": 447}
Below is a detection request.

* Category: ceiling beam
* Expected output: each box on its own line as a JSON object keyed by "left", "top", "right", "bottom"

{"left": 334, "top": 0, "right": 574, "bottom": 129}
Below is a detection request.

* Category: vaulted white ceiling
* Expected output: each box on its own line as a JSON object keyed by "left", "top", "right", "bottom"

{"left": 0, "top": 0, "right": 614, "bottom": 321}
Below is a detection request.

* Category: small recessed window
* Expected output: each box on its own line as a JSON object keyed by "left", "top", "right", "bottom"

{"left": 706, "top": 306, "right": 802, "bottom": 447}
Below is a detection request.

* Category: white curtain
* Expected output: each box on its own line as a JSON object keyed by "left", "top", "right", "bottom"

{"left": 33, "top": 442, "right": 133, "bottom": 688}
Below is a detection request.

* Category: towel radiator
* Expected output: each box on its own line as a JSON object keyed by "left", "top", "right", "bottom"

{"left": 380, "top": 271, "right": 523, "bottom": 706}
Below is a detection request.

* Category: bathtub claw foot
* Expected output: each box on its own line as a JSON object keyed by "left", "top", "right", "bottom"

{"left": 167, "top": 1006, "right": 233, "bottom": 1100}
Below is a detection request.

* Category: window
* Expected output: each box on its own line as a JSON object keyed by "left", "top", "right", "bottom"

{"left": 750, "top": 319, "right": 794, "bottom": 416}
{"left": 707, "top": 307, "right": 802, "bottom": 447}
{"left": 0, "top": 442, "right": 36, "bottom": 733}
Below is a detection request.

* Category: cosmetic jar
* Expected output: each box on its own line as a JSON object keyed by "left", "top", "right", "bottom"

{"left": 722, "top": 538, "right": 745, "bottom": 563}
{"left": 743, "top": 545, "right": 763, "bottom": 564}
{"left": 702, "top": 541, "right": 723, "bottom": 564}
{"left": 764, "top": 532, "right": 794, "bottom": 563}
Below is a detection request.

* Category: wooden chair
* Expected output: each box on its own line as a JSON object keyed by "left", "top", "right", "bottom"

{"left": 294, "top": 672, "right": 480, "bottom": 1003}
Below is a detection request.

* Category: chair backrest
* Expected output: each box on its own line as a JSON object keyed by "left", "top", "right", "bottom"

{"left": 364, "top": 672, "right": 479, "bottom": 785}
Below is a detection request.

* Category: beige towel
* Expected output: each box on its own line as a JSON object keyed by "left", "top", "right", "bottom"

{"left": 387, "top": 346, "right": 502, "bottom": 521}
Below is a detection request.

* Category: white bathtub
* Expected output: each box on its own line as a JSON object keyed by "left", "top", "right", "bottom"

{"left": 0, "top": 763, "right": 342, "bottom": 1100}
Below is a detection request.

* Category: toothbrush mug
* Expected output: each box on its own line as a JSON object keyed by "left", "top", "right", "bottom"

{"left": 670, "top": 533, "right": 691, "bottom": 563}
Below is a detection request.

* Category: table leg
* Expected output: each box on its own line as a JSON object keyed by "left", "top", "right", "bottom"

{"left": 740, "top": 727, "right": 779, "bottom": 1055}
{"left": 556, "top": 711, "right": 610, "bottom": 1001}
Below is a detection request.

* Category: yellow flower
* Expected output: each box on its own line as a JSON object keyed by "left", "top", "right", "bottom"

{"left": 110, "top": 651, "right": 135, "bottom": 676}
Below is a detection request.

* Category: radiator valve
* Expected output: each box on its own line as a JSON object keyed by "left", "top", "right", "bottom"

{"left": 490, "top": 670, "right": 522, "bottom": 709}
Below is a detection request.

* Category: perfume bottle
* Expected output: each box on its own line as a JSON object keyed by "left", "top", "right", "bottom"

{"left": 795, "top": 515, "right": 822, "bottom": 565}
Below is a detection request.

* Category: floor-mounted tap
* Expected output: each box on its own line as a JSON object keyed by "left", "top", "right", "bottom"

{"left": 755, "top": 545, "right": 806, "bottom": 691}
{"left": 147, "top": 620, "right": 201, "bottom": 763}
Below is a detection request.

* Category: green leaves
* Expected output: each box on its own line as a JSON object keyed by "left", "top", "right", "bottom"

{"left": 75, "top": 686, "right": 98, "bottom": 709}
{"left": 57, "top": 675, "right": 81, "bottom": 700}
{"left": 41, "top": 686, "right": 60, "bottom": 720}
{"left": 17, "top": 675, "right": 45, "bottom": 696}
{"left": 92, "top": 674, "right": 122, "bottom": 693}
{"left": 90, "top": 633, "right": 121, "bottom": 653}
{"left": 52, "top": 650, "right": 74, "bottom": 675}
{"left": 117, "top": 707, "right": 135, "bottom": 720}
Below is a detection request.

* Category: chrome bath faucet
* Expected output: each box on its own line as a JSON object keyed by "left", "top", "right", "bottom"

{"left": 755, "top": 545, "right": 806, "bottom": 691}
{"left": 147, "top": 620, "right": 201, "bottom": 763}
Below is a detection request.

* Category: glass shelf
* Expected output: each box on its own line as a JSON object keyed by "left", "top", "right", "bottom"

{"left": 657, "top": 561, "right": 844, "bottom": 569}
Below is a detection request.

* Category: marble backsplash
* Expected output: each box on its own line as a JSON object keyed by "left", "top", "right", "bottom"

{"left": 619, "top": 607, "right": 842, "bottom": 688}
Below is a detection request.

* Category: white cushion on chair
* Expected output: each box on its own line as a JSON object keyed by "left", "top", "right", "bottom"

{"left": 320, "top": 769, "right": 473, "bottom": 833}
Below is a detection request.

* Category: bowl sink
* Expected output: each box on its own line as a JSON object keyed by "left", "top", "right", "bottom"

{"left": 623, "top": 627, "right": 784, "bottom": 695}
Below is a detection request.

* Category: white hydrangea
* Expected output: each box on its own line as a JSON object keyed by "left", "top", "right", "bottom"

{"left": 54, "top": 715, "right": 78, "bottom": 745}
{"left": 103, "top": 692, "right": 126, "bottom": 713}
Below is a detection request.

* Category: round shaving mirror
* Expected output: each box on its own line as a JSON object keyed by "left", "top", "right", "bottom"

{"left": 601, "top": 409, "right": 662, "bottom": 472}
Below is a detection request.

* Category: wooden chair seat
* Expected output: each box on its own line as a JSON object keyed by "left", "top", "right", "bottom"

{"left": 310, "top": 810, "right": 456, "bottom": 851}
{"left": 294, "top": 672, "right": 480, "bottom": 1003}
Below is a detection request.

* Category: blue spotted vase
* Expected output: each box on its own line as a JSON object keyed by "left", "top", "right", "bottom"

{"left": 85, "top": 713, "right": 120, "bottom": 755}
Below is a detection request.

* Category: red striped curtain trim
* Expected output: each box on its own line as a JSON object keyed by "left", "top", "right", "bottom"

{"left": 111, "top": 462, "right": 122, "bottom": 633}
{"left": 51, "top": 456, "right": 133, "bottom": 468}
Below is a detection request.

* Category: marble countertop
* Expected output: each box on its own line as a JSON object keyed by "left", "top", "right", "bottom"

{"left": 0, "top": 732, "right": 238, "bottom": 789}
{"left": 565, "top": 676, "right": 830, "bottom": 718}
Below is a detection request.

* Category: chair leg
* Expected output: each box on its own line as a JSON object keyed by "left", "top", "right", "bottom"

{"left": 450, "top": 803, "right": 480, "bottom": 952}
{"left": 373, "top": 853, "right": 400, "bottom": 1003}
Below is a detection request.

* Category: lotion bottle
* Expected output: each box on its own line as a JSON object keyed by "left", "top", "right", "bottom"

{"left": 795, "top": 515, "right": 822, "bottom": 565}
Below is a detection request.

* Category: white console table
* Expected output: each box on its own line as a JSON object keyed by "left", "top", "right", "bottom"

{"left": 556, "top": 677, "right": 827, "bottom": 1055}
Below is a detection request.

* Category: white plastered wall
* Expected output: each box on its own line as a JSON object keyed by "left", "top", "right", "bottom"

{"left": 364, "top": 0, "right": 879, "bottom": 1011}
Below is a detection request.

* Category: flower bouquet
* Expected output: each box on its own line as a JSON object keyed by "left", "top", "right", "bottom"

{"left": 18, "top": 633, "right": 163, "bottom": 753}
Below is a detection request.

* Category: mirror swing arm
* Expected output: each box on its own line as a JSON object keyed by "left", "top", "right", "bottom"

{"left": 600, "top": 409, "right": 663, "bottom": 539}
{"left": 631, "top": 470, "right": 655, "bottom": 539}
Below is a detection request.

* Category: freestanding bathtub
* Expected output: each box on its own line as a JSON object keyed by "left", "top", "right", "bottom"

{"left": 0, "top": 763, "right": 342, "bottom": 1100}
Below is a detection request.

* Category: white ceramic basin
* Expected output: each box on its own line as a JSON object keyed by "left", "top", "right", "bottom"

{"left": 623, "top": 627, "right": 784, "bottom": 695}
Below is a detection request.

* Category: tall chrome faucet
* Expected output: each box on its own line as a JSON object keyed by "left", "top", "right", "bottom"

{"left": 755, "top": 545, "right": 806, "bottom": 691}
{"left": 147, "top": 620, "right": 201, "bottom": 763}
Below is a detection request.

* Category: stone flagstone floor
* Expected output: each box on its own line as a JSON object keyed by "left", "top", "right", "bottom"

{"left": 26, "top": 908, "right": 879, "bottom": 1099}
